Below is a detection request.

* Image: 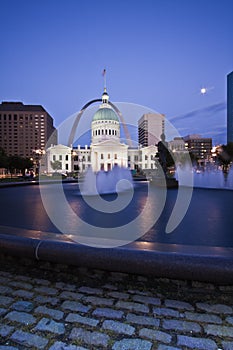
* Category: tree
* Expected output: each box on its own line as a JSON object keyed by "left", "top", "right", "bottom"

{"left": 21, "top": 158, "right": 34, "bottom": 175}
{"left": 8, "top": 156, "right": 33, "bottom": 176}
{"left": 50, "top": 160, "right": 62, "bottom": 171}
{"left": 0, "top": 147, "right": 8, "bottom": 169}
{"left": 216, "top": 143, "right": 233, "bottom": 171}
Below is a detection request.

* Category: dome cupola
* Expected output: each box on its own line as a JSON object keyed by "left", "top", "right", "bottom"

{"left": 93, "top": 105, "right": 119, "bottom": 122}
{"left": 91, "top": 88, "right": 120, "bottom": 144}
{"left": 102, "top": 88, "right": 109, "bottom": 104}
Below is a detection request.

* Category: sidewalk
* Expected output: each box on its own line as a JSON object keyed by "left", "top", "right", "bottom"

{"left": 0, "top": 253, "right": 233, "bottom": 350}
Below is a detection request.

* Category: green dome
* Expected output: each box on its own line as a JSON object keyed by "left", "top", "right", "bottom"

{"left": 93, "top": 107, "right": 119, "bottom": 122}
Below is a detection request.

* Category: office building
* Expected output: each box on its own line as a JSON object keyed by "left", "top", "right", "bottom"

{"left": 227, "top": 71, "right": 233, "bottom": 144}
{"left": 183, "top": 134, "right": 212, "bottom": 162}
{"left": 0, "top": 101, "right": 56, "bottom": 158}
{"left": 138, "top": 113, "right": 165, "bottom": 147}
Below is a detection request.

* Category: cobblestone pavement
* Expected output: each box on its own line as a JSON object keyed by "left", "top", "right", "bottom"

{"left": 0, "top": 254, "right": 233, "bottom": 350}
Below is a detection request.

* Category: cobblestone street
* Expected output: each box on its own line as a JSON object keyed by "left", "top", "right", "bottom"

{"left": 0, "top": 254, "right": 233, "bottom": 350}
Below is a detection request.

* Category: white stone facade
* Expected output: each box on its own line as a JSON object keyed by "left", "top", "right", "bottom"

{"left": 45, "top": 92, "right": 164, "bottom": 175}
{"left": 46, "top": 144, "right": 72, "bottom": 173}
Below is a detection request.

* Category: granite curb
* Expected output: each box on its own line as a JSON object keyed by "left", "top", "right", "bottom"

{"left": 1, "top": 232, "right": 233, "bottom": 284}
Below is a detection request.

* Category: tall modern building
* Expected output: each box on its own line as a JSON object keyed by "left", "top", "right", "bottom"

{"left": 138, "top": 113, "right": 165, "bottom": 147}
{"left": 227, "top": 71, "right": 233, "bottom": 144}
{"left": 0, "top": 101, "right": 57, "bottom": 158}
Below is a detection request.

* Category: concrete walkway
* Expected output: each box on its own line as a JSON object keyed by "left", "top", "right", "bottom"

{"left": 0, "top": 254, "right": 233, "bottom": 350}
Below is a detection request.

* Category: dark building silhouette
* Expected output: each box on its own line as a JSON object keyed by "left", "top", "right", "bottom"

{"left": 227, "top": 71, "right": 233, "bottom": 144}
{"left": 0, "top": 101, "right": 57, "bottom": 158}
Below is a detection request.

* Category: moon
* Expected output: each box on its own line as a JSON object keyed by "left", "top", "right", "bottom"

{"left": 200, "top": 87, "right": 207, "bottom": 95}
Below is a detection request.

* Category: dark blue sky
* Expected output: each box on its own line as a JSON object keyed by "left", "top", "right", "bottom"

{"left": 1, "top": 0, "right": 232, "bottom": 145}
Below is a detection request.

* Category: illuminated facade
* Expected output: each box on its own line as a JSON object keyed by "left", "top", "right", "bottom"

{"left": 46, "top": 90, "right": 161, "bottom": 174}
{"left": 183, "top": 134, "right": 212, "bottom": 161}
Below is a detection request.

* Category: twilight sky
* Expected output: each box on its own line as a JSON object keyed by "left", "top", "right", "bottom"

{"left": 1, "top": 0, "right": 232, "bottom": 145}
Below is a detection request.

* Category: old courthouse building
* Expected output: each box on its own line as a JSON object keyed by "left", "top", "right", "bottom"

{"left": 46, "top": 89, "right": 164, "bottom": 174}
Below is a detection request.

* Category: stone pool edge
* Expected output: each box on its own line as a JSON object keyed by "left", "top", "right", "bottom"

{"left": 1, "top": 232, "right": 233, "bottom": 285}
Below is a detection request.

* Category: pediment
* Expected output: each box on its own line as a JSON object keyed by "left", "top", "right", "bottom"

{"left": 91, "top": 139, "right": 128, "bottom": 149}
{"left": 48, "top": 144, "right": 72, "bottom": 151}
{"left": 142, "top": 145, "right": 158, "bottom": 151}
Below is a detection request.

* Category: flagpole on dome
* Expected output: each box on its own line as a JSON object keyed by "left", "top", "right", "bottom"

{"left": 102, "top": 68, "right": 107, "bottom": 92}
{"left": 101, "top": 68, "right": 109, "bottom": 104}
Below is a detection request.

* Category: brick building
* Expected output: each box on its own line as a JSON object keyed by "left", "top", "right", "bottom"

{"left": 0, "top": 101, "right": 57, "bottom": 158}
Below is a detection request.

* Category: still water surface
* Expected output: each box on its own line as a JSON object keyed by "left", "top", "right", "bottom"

{"left": 0, "top": 182, "right": 232, "bottom": 248}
